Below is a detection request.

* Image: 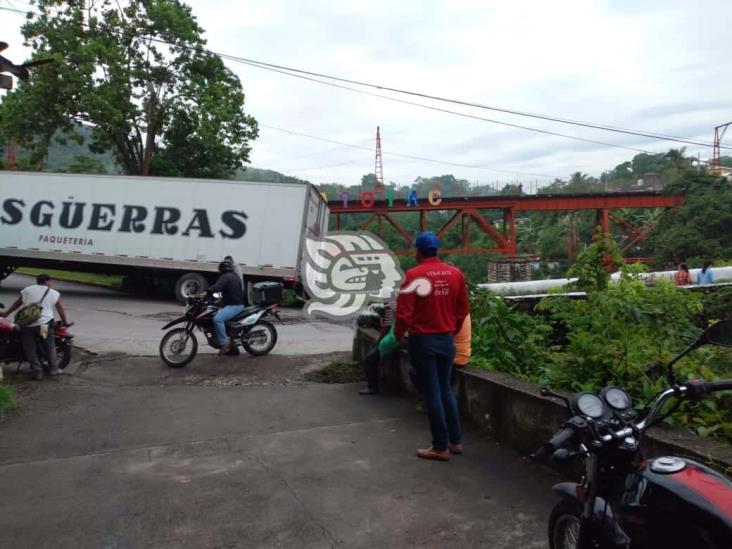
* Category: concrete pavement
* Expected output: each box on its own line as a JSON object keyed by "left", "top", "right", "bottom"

{"left": 1, "top": 357, "right": 557, "bottom": 548}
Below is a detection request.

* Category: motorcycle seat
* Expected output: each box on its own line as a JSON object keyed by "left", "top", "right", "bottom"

{"left": 226, "top": 306, "right": 260, "bottom": 324}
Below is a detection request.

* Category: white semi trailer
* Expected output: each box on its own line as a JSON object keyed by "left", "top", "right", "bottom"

{"left": 0, "top": 171, "right": 329, "bottom": 302}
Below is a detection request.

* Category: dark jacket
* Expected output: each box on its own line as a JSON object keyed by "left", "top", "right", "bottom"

{"left": 209, "top": 271, "right": 244, "bottom": 306}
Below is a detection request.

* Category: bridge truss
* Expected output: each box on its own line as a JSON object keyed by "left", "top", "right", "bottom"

{"left": 329, "top": 192, "right": 684, "bottom": 258}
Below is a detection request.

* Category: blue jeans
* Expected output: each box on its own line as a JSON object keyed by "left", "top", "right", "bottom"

{"left": 213, "top": 305, "right": 245, "bottom": 345}
{"left": 408, "top": 334, "right": 462, "bottom": 451}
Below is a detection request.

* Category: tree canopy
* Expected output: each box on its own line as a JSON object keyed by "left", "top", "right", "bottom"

{"left": 0, "top": 0, "right": 258, "bottom": 178}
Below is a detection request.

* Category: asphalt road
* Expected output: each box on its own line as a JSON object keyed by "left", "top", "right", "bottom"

{"left": 0, "top": 273, "right": 354, "bottom": 357}
{"left": 0, "top": 276, "right": 558, "bottom": 548}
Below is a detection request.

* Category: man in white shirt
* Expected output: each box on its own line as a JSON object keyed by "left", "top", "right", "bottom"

{"left": 1, "top": 274, "right": 70, "bottom": 379}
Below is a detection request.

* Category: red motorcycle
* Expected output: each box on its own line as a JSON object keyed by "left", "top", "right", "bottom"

{"left": 0, "top": 302, "right": 74, "bottom": 371}
{"left": 532, "top": 319, "right": 732, "bottom": 549}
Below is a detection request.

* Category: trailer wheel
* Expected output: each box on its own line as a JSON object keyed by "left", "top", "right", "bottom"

{"left": 175, "top": 273, "right": 208, "bottom": 303}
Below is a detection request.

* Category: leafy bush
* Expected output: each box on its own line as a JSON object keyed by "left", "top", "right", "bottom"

{"left": 471, "top": 274, "right": 732, "bottom": 444}
{"left": 567, "top": 228, "right": 623, "bottom": 291}
{"left": 470, "top": 288, "right": 551, "bottom": 380}
{"left": 699, "top": 286, "right": 732, "bottom": 324}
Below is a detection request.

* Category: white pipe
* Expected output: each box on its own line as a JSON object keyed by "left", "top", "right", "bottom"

{"left": 479, "top": 266, "right": 732, "bottom": 296}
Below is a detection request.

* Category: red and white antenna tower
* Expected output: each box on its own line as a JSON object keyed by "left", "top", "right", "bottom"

{"left": 374, "top": 126, "right": 384, "bottom": 192}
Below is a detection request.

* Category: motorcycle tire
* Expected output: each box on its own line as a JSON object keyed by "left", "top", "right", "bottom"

{"left": 159, "top": 328, "right": 198, "bottom": 368}
{"left": 548, "top": 500, "right": 584, "bottom": 549}
{"left": 56, "top": 340, "right": 72, "bottom": 370}
{"left": 241, "top": 320, "right": 277, "bottom": 356}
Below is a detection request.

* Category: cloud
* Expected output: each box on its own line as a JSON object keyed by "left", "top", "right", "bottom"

{"left": 2, "top": 0, "right": 731, "bottom": 187}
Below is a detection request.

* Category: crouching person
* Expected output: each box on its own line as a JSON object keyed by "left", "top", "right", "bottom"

{"left": 359, "top": 302, "right": 397, "bottom": 395}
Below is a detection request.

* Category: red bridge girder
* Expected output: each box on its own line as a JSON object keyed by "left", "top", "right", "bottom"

{"left": 329, "top": 191, "right": 684, "bottom": 257}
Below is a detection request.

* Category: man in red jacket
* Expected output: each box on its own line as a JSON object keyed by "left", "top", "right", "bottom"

{"left": 394, "top": 232, "right": 469, "bottom": 461}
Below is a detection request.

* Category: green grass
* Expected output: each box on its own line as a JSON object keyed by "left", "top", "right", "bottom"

{"left": 16, "top": 268, "right": 124, "bottom": 289}
{"left": 0, "top": 384, "right": 16, "bottom": 417}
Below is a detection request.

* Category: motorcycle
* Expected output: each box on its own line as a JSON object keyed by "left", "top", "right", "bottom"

{"left": 158, "top": 292, "right": 281, "bottom": 367}
{"left": 532, "top": 319, "right": 732, "bottom": 549}
{"left": 0, "top": 301, "right": 74, "bottom": 371}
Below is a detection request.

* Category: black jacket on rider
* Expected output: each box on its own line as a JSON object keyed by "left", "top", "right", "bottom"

{"left": 208, "top": 269, "right": 245, "bottom": 306}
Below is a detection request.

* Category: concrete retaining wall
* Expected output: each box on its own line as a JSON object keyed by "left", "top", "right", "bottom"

{"left": 353, "top": 327, "right": 732, "bottom": 474}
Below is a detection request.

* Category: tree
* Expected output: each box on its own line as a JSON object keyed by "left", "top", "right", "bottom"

{"left": 361, "top": 173, "right": 378, "bottom": 188}
{"left": 645, "top": 172, "right": 732, "bottom": 266}
{"left": 0, "top": 0, "right": 258, "bottom": 177}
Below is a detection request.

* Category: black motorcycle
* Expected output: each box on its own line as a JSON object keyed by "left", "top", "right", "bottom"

{"left": 0, "top": 302, "right": 74, "bottom": 371}
{"left": 158, "top": 292, "right": 281, "bottom": 367}
{"left": 532, "top": 319, "right": 732, "bottom": 549}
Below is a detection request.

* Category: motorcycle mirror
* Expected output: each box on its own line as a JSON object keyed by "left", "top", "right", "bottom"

{"left": 540, "top": 387, "right": 571, "bottom": 408}
{"left": 665, "top": 320, "right": 732, "bottom": 385}
{"left": 699, "top": 320, "right": 732, "bottom": 348}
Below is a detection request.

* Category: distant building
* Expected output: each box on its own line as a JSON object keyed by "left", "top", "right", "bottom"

{"left": 635, "top": 172, "right": 663, "bottom": 191}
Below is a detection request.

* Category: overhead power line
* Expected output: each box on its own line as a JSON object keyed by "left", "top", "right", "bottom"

{"left": 236, "top": 56, "right": 724, "bottom": 150}
{"left": 260, "top": 124, "right": 561, "bottom": 178}
{"left": 2, "top": 5, "right": 729, "bottom": 158}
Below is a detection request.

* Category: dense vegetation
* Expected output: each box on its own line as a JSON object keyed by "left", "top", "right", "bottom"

{"left": 470, "top": 243, "right": 732, "bottom": 444}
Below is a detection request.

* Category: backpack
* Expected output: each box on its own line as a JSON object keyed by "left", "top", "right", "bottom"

{"left": 14, "top": 287, "right": 51, "bottom": 327}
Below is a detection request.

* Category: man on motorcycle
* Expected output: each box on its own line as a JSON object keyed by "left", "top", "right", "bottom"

{"left": 207, "top": 259, "right": 245, "bottom": 355}
{"left": 0, "top": 274, "right": 71, "bottom": 379}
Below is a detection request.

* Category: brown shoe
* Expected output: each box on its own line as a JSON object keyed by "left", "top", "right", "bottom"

{"left": 449, "top": 443, "right": 464, "bottom": 455}
{"left": 218, "top": 340, "right": 232, "bottom": 355}
{"left": 416, "top": 447, "right": 450, "bottom": 461}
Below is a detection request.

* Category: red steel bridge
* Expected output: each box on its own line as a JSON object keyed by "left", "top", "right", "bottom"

{"left": 328, "top": 191, "right": 685, "bottom": 258}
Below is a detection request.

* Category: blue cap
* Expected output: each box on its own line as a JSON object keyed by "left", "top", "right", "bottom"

{"left": 414, "top": 231, "right": 440, "bottom": 251}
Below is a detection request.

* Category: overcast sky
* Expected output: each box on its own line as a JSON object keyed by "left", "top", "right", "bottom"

{"left": 2, "top": 0, "right": 731, "bottom": 189}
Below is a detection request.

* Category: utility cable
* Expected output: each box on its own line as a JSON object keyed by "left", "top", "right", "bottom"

{"left": 260, "top": 124, "right": 561, "bottom": 178}
{"left": 2, "top": 5, "right": 728, "bottom": 153}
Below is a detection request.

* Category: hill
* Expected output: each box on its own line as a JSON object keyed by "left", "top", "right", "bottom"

{"left": 1, "top": 125, "right": 306, "bottom": 183}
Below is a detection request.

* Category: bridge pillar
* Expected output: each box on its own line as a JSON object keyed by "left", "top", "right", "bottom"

{"left": 595, "top": 208, "right": 610, "bottom": 238}
{"left": 502, "top": 207, "right": 517, "bottom": 256}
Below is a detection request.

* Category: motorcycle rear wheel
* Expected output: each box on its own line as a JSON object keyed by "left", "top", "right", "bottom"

{"left": 549, "top": 501, "right": 583, "bottom": 549}
{"left": 56, "top": 340, "right": 72, "bottom": 370}
{"left": 241, "top": 320, "right": 277, "bottom": 356}
{"left": 159, "top": 328, "right": 198, "bottom": 368}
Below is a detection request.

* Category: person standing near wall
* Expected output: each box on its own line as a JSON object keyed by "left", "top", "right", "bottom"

{"left": 394, "top": 232, "right": 469, "bottom": 462}
{"left": 697, "top": 261, "right": 716, "bottom": 285}
{"left": 453, "top": 312, "right": 472, "bottom": 378}
{"left": 673, "top": 263, "right": 693, "bottom": 286}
